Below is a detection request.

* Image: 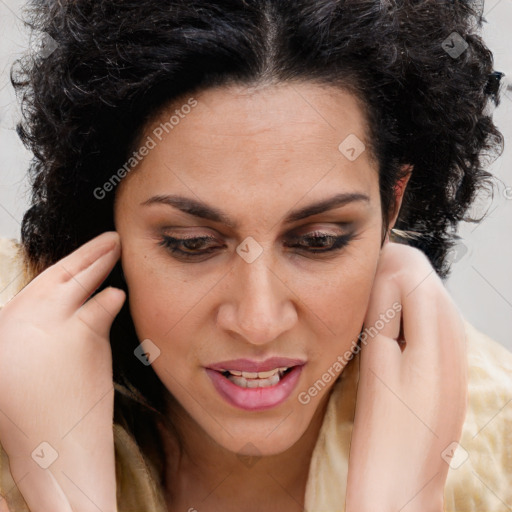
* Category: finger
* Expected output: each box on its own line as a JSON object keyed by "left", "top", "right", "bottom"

{"left": 8, "top": 461, "right": 73, "bottom": 512}
{"left": 18, "top": 232, "right": 120, "bottom": 313}
{"left": 400, "top": 269, "right": 465, "bottom": 361}
{"left": 395, "top": 257, "right": 468, "bottom": 420}
{"left": 76, "top": 287, "right": 126, "bottom": 339}
{"left": 63, "top": 242, "right": 122, "bottom": 313}
{"left": 25, "top": 231, "right": 119, "bottom": 294}
{"left": 364, "top": 264, "right": 402, "bottom": 341}
{"left": 359, "top": 266, "right": 403, "bottom": 377}
{"left": 399, "top": 269, "right": 468, "bottom": 445}
{"left": 359, "top": 332, "right": 403, "bottom": 383}
{"left": 58, "top": 230, "right": 119, "bottom": 274}
{"left": 0, "top": 497, "right": 10, "bottom": 512}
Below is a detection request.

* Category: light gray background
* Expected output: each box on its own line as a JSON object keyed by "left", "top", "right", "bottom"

{"left": 1, "top": 0, "right": 511, "bottom": 348}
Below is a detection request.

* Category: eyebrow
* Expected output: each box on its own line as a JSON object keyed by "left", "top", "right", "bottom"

{"left": 141, "top": 192, "right": 370, "bottom": 229}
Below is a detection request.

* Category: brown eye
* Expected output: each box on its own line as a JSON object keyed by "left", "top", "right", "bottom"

{"left": 158, "top": 235, "right": 223, "bottom": 258}
{"left": 158, "top": 231, "right": 353, "bottom": 262}
{"left": 284, "top": 231, "right": 353, "bottom": 253}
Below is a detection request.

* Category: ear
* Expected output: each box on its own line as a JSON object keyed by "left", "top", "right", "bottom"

{"left": 389, "top": 164, "right": 413, "bottom": 229}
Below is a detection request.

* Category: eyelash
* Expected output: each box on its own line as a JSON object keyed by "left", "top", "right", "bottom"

{"left": 158, "top": 231, "right": 353, "bottom": 260}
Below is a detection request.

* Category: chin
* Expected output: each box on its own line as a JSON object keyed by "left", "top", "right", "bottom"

{"left": 206, "top": 415, "right": 313, "bottom": 457}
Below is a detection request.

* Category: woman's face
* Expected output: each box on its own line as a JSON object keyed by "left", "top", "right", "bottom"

{"left": 114, "top": 82, "right": 386, "bottom": 456}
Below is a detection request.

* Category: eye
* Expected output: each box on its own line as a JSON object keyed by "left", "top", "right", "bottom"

{"left": 158, "top": 230, "right": 353, "bottom": 261}
{"left": 158, "top": 234, "right": 224, "bottom": 260}
{"left": 284, "top": 231, "right": 353, "bottom": 254}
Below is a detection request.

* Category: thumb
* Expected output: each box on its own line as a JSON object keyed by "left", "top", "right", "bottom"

{"left": 76, "top": 287, "right": 126, "bottom": 339}
{"left": 360, "top": 272, "right": 403, "bottom": 378}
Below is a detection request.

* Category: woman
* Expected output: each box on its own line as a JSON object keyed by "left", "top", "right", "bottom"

{"left": 0, "top": 0, "right": 511, "bottom": 510}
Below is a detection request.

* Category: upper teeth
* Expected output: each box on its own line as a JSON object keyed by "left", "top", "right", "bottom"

{"left": 223, "top": 367, "right": 289, "bottom": 379}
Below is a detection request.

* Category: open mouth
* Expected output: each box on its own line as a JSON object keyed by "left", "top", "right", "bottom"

{"left": 206, "top": 364, "right": 304, "bottom": 411}
{"left": 219, "top": 367, "right": 295, "bottom": 388}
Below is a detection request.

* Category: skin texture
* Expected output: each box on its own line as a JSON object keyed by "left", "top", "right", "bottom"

{"left": 113, "top": 82, "right": 410, "bottom": 511}
{"left": 0, "top": 81, "right": 467, "bottom": 512}
{"left": 346, "top": 241, "right": 467, "bottom": 511}
{"left": 0, "top": 232, "right": 124, "bottom": 512}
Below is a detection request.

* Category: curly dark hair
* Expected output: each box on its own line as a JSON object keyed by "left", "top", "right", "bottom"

{"left": 10, "top": 0, "right": 504, "bottom": 482}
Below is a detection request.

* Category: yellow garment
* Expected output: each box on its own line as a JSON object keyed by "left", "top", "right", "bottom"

{"left": 0, "top": 237, "right": 511, "bottom": 511}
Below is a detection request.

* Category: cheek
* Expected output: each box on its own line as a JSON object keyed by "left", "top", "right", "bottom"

{"left": 120, "top": 243, "right": 177, "bottom": 340}
{"left": 120, "top": 243, "right": 216, "bottom": 350}
{"left": 299, "top": 255, "right": 378, "bottom": 355}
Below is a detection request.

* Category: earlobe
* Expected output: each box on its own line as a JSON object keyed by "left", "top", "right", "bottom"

{"left": 394, "top": 171, "right": 411, "bottom": 204}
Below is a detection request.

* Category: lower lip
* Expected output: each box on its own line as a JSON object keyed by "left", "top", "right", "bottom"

{"left": 205, "top": 366, "right": 304, "bottom": 411}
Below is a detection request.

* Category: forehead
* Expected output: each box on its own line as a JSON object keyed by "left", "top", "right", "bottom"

{"left": 118, "top": 81, "right": 378, "bottom": 202}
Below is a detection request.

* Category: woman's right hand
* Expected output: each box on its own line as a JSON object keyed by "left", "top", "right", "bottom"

{"left": 345, "top": 241, "right": 468, "bottom": 511}
{"left": 0, "top": 231, "right": 125, "bottom": 512}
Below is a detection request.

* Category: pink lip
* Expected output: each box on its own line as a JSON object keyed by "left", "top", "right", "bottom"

{"left": 207, "top": 357, "right": 306, "bottom": 373}
{"left": 205, "top": 359, "right": 305, "bottom": 412}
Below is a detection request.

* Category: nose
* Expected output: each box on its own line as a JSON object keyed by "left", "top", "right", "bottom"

{"left": 216, "top": 252, "right": 298, "bottom": 346}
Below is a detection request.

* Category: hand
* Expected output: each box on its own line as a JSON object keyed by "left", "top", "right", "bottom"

{"left": 0, "top": 231, "right": 125, "bottom": 512}
{"left": 345, "top": 240, "right": 468, "bottom": 512}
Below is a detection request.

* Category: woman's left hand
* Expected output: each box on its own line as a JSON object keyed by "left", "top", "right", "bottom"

{"left": 345, "top": 240, "right": 468, "bottom": 512}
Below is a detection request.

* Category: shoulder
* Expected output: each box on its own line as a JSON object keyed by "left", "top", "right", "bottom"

{"left": 444, "top": 318, "right": 512, "bottom": 510}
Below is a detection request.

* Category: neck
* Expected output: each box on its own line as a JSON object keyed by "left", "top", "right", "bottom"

{"left": 157, "top": 392, "right": 331, "bottom": 511}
